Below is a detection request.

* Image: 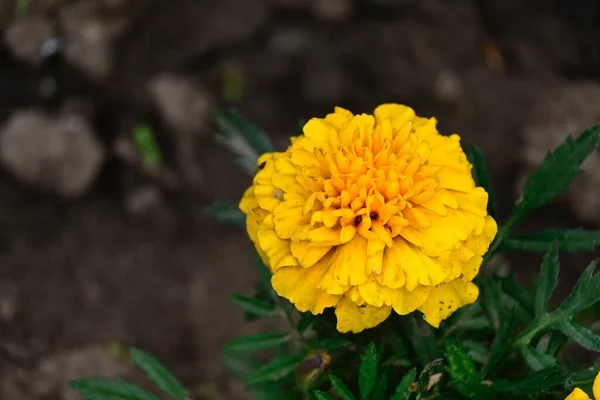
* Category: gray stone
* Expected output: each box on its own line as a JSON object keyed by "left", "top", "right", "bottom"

{"left": 0, "top": 110, "right": 105, "bottom": 198}
{"left": 4, "top": 15, "right": 55, "bottom": 65}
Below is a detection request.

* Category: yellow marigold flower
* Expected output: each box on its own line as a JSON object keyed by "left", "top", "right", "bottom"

{"left": 565, "top": 371, "right": 600, "bottom": 400}
{"left": 239, "top": 104, "right": 498, "bottom": 333}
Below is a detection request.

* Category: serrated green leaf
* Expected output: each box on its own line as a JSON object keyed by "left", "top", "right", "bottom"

{"left": 69, "top": 378, "right": 160, "bottom": 400}
{"left": 370, "top": 372, "right": 388, "bottom": 400}
{"left": 555, "top": 260, "right": 600, "bottom": 317}
{"left": 205, "top": 203, "right": 245, "bottom": 227}
{"left": 328, "top": 375, "right": 357, "bottom": 400}
{"left": 499, "top": 276, "right": 534, "bottom": 319}
{"left": 224, "top": 333, "right": 291, "bottom": 353}
{"left": 510, "top": 125, "right": 600, "bottom": 225}
{"left": 418, "top": 359, "right": 443, "bottom": 396}
{"left": 504, "top": 229, "right": 600, "bottom": 253}
{"left": 359, "top": 343, "right": 378, "bottom": 400}
{"left": 465, "top": 142, "right": 496, "bottom": 217}
{"left": 247, "top": 354, "right": 304, "bottom": 386}
{"left": 492, "top": 365, "right": 571, "bottom": 396}
{"left": 483, "top": 307, "right": 517, "bottom": 378}
{"left": 520, "top": 346, "right": 556, "bottom": 371}
{"left": 444, "top": 339, "right": 479, "bottom": 383}
{"left": 390, "top": 368, "right": 417, "bottom": 400}
{"left": 212, "top": 109, "right": 274, "bottom": 175}
{"left": 558, "top": 320, "right": 600, "bottom": 352}
{"left": 129, "top": 348, "right": 187, "bottom": 400}
{"left": 314, "top": 391, "right": 335, "bottom": 400}
{"left": 535, "top": 243, "right": 559, "bottom": 317}
{"left": 230, "top": 295, "right": 279, "bottom": 318}
{"left": 482, "top": 276, "right": 502, "bottom": 331}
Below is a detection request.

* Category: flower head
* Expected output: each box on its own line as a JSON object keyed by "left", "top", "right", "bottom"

{"left": 565, "top": 371, "right": 600, "bottom": 400}
{"left": 240, "top": 104, "right": 497, "bottom": 333}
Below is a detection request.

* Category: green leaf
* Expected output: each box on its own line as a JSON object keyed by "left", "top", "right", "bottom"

{"left": 482, "top": 276, "right": 502, "bottom": 331}
{"left": 359, "top": 343, "right": 379, "bottom": 400}
{"left": 247, "top": 354, "right": 304, "bottom": 385}
{"left": 230, "top": 295, "right": 279, "bottom": 318}
{"left": 492, "top": 365, "right": 571, "bottom": 396}
{"left": 370, "top": 372, "right": 388, "bottom": 400}
{"left": 483, "top": 307, "right": 517, "bottom": 378}
{"left": 314, "top": 391, "right": 335, "bottom": 400}
{"left": 205, "top": 202, "right": 245, "bottom": 227}
{"left": 390, "top": 367, "right": 417, "bottom": 400}
{"left": 133, "top": 124, "right": 162, "bottom": 167}
{"left": 465, "top": 142, "right": 496, "bottom": 217}
{"left": 534, "top": 243, "right": 560, "bottom": 317}
{"left": 558, "top": 320, "right": 600, "bottom": 352}
{"left": 328, "top": 375, "right": 357, "bottom": 400}
{"left": 224, "top": 333, "right": 291, "bottom": 353}
{"left": 504, "top": 229, "right": 600, "bottom": 253}
{"left": 520, "top": 346, "right": 556, "bottom": 371}
{"left": 213, "top": 109, "right": 275, "bottom": 175}
{"left": 317, "top": 337, "right": 352, "bottom": 352}
{"left": 555, "top": 260, "right": 600, "bottom": 317}
{"left": 129, "top": 348, "right": 187, "bottom": 400}
{"left": 510, "top": 125, "right": 600, "bottom": 225}
{"left": 462, "top": 340, "right": 487, "bottom": 365}
{"left": 222, "top": 352, "right": 261, "bottom": 381}
{"left": 499, "top": 276, "right": 534, "bottom": 319}
{"left": 444, "top": 339, "right": 479, "bottom": 383}
{"left": 69, "top": 378, "right": 160, "bottom": 400}
{"left": 418, "top": 359, "right": 443, "bottom": 396}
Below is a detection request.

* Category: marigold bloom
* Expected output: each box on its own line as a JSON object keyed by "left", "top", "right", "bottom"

{"left": 565, "top": 371, "right": 600, "bottom": 400}
{"left": 239, "top": 104, "right": 497, "bottom": 333}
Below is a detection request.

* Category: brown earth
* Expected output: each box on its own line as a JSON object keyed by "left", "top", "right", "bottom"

{"left": 0, "top": 0, "right": 599, "bottom": 399}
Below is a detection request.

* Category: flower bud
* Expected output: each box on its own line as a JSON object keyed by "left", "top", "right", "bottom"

{"left": 296, "top": 351, "right": 331, "bottom": 391}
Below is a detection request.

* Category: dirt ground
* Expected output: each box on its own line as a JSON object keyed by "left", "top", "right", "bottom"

{"left": 0, "top": 0, "right": 599, "bottom": 399}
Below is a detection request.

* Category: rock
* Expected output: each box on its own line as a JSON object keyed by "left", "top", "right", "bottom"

{"left": 149, "top": 73, "right": 213, "bottom": 188}
{"left": 59, "top": 0, "right": 129, "bottom": 79}
{"left": 4, "top": 15, "right": 55, "bottom": 65}
{"left": 521, "top": 82, "right": 600, "bottom": 225}
{"left": 31, "top": 346, "right": 131, "bottom": 400}
{"left": 0, "top": 109, "right": 105, "bottom": 198}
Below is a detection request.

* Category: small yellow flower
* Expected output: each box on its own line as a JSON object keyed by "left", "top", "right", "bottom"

{"left": 239, "top": 104, "right": 497, "bottom": 333}
{"left": 565, "top": 371, "right": 600, "bottom": 400}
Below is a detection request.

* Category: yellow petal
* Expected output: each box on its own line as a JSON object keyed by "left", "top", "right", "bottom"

{"left": 394, "top": 239, "right": 447, "bottom": 290}
{"left": 358, "top": 278, "right": 395, "bottom": 307}
{"left": 329, "top": 236, "right": 370, "bottom": 286}
{"left": 376, "top": 246, "right": 406, "bottom": 289}
{"left": 565, "top": 388, "right": 591, "bottom": 400}
{"left": 373, "top": 104, "right": 416, "bottom": 129}
{"left": 391, "top": 286, "right": 430, "bottom": 315}
{"left": 418, "top": 280, "right": 479, "bottom": 328}
{"left": 272, "top": 263, "right": 341, "bottom": 314}
{"left": 335, "top": 295, "right": 392, "bottom": 334}
{"left": 290, "top": 241, "right": 331, "bottom": 268}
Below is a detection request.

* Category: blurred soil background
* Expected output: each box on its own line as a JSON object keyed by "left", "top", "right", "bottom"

{"left": 0, "top": 0, "right": 599, "bottom": 398}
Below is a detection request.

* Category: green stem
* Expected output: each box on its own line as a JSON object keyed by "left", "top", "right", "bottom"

{"left": 274, "top": 295, "right": 312, "bottom": 350}
{"left": 513, "top": 312, "right": 563, "bottom": 349}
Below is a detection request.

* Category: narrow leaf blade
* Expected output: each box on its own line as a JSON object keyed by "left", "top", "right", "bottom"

{"left": 328, "top": 375, "right": 357, "bottom": 400}
{"left": 223, "top": 333, "right": 291, "bottom": 353}
{"left": 558, "top": 321, "right": 600, "bottom": 352}
{"left": 230, "top": 295, "right": 279, "bottom": 318}
{"left": 314, "top": 391, "right": 335, "bottom": 400}
{"left": 534, "top": 243, "right": 560, "bottom": 317}
{"left": 391, "top": 367, "right": 417, "bottom": 400}
{"left": 483, "top": 307, "right": 517, "bottom": 377}
{"left": 247, "top": 354, "right": 304, "bottom": 386}
{"left": 358, "top": 343, "right": 378, "bottom": 400}
{"left": 520, "top": 346, "right": 557, "bottom": 372}
{"left": 69, "top": 378, "right": 160, "bottom": 400}
{"left": 129, "top": 348, "right": 187, "bottom": 400}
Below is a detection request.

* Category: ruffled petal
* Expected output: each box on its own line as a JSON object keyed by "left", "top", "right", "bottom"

{"left": 335, "top": 295, "right": 392, "bottom": 334}
{"left": 418, "top": 280, "right": 479, "bottom": 328}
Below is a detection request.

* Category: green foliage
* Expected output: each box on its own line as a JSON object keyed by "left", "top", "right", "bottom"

{"left": 69, "top": 351, "right": 183, "bottom": 400}
{"left": 73, "top": 115, "right": 600, "bottom": 400}
{"left": 133, "top": 123, "right": 163, "bottom": 167}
